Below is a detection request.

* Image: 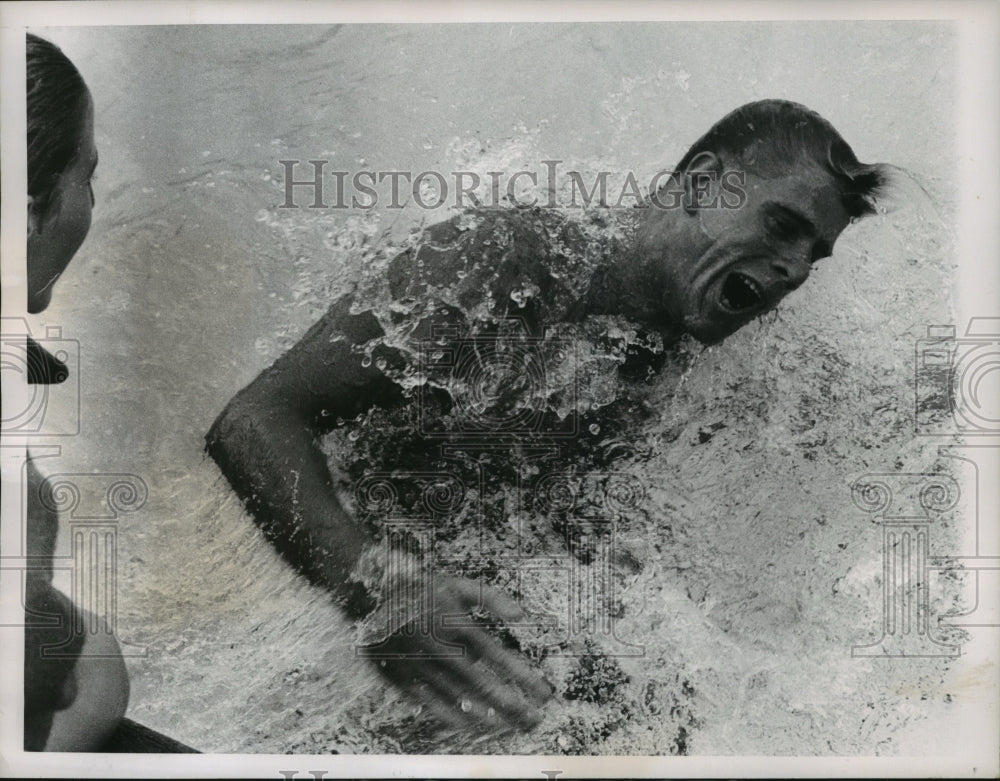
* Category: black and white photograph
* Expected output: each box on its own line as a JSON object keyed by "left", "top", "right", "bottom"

{"left": 1, "top": 1, "right": 997, "bottom": 777}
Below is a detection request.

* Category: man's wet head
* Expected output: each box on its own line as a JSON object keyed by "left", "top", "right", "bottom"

{"left": 633, "top": 99, "right": 888, "bottom": 345}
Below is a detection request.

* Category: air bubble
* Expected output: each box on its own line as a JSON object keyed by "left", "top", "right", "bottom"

{"left": 589, "top": 423, "right": 601, "bottom": 435}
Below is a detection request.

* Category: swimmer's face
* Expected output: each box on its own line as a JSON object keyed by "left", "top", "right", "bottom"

{"left": 638, "top": 155, "right": 851, "bottom": 345}
{"left": 27, "top": 91, "right": 97, "bottom": 314}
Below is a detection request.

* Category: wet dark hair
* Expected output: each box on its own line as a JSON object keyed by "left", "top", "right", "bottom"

{"left": 675, "top": 99, "right": 888, "bottom": 218}
{"left": 26, "top": 33, "right": 90, "bottom": 214}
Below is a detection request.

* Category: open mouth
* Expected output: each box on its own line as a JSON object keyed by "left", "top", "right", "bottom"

{"left": 719, "top": 271, "right": 763, "bottom": 313}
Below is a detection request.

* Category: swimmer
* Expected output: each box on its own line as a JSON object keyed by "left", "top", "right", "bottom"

{"left": 206, "top": 100, "right": 889, "bottom": 731}
{"left": 23, "top": 32, "right": 127, "bottom": 751}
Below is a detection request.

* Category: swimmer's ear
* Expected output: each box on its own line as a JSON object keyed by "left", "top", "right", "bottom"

{"left": 681, "top": 151, "right": 722, "bottom": 215}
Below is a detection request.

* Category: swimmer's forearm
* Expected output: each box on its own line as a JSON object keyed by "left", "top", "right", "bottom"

{"left": 205, "top": 394, "right": 366, "bottom": 593}
{"left": 206, "top": 300, "right": 400, "bottom": 599}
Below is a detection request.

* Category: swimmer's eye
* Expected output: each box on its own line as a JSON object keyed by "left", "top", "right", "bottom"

{"left": 763, "top": 204, "right": 819, "bottom": 246}
{"left": 765, "top": 211, "right": 798, "bottom": 240}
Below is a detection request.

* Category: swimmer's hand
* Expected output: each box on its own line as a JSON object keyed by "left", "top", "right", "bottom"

{"left": 362, "top": 576, "right": 552, "bottom": 732}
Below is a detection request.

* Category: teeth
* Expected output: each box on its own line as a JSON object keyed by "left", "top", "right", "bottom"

{"left": 720, "top": 273, "right": 761, "bottom": 311}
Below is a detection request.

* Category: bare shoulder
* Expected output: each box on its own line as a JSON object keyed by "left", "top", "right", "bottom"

{"left": 377, "top": 207, "right": 593, "bottom": 330}
{"left": 224, "top": 207, "right": 600, "bottom": 416}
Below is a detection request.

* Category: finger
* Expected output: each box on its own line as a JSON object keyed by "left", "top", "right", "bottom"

{"left": 417, "top": 653, "right": 543, "bottom": 731}
{"left": 401, "top": 659, "right": 502, "bottom": 729}
{"left": 366, "top": 587, "right": 551, "bottom": 730}
{"left": 370, "top": 648, "right": 469, "bottom": 730}
{"left": 426, "top": 630, "right": 549, "bottom": 727}
{"left": 411, "top": 677, "right": 474, "bottom": 731}
{"left": 369, "top": 633, "right": 485, "bottom": 700}
{"left": 464, "top": 629, "right": 554, "bottom": 707}
{"left": 470, "top": 668, "right": 544, "bottom": 729}
{"left": 423, "top": 622, "right": 551, "bottom": 711}
{"left": 375, "top": 633, "right": 543, "bottom": 731}
{"left": 434, "top": 581, "right": 553, "bottom": 706}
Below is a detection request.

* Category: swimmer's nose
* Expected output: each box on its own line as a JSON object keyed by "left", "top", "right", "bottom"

{"left": 771, "top": 254, "right": 811, "bottom": 290}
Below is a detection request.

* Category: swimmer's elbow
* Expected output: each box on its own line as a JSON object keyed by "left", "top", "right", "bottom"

{"left": 204, "top": 396, "right": 241, "bottom": 463}
{"left": 204, "top": 393, "right": 295, "bottom": 506}
{"left": 205, "top": 348, "right": 386, "bottom": 468}
{"left": 204, "top": 388, "right": 279, "bottom": 464}
{"left": 207, "top": 362, "right": 379, "bottom": 459}
{"left": 204, "top": 378, "right": 320, "bottom": 473}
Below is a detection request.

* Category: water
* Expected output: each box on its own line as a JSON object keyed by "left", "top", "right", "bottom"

{"left": 31, "top": 22, "right": 960, "bottom": 754}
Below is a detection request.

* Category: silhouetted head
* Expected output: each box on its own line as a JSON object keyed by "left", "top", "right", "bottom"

{"left": 26, "top": 33, "right": 97, "bottom": 313}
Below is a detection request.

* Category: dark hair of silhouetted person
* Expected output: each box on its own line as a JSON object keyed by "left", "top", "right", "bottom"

{"left": 26, "top": 33, "right": 90, "bottom": 215}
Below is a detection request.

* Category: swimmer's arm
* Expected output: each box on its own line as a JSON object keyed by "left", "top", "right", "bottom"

{"left": 205, "top": 302, "right": 401, "bottom": 606}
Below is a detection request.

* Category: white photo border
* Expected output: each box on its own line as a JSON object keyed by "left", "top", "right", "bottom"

{"left": 1, "top": 1, "right": 997, "bottom": 778}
